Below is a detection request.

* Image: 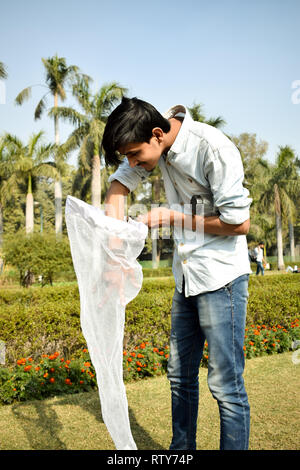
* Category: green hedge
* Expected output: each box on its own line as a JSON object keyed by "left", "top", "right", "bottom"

{"left": 0, "top": 274, "right": 299, "bottom": 366}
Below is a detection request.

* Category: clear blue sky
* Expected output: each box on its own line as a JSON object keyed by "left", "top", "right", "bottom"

{"left": 0, "top": 0, "right": 299, "bottom": 168}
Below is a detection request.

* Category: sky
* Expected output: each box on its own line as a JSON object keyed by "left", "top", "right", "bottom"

{"left": 0, "top": 0, "right": 299, "bottom": 168}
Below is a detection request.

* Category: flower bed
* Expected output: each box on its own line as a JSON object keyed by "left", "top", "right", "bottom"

{"left": 0, "top": 320, "right": 299, "bottom": 405}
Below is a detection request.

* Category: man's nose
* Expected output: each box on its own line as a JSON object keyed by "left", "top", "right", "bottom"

{"left": 128, "top": 158, "right": 138, "bottom": 168}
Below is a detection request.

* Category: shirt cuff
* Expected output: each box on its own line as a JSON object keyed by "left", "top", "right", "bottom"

{"left": 107, "top": 173, "right": 139, "bottom": 193}
{"left": 219, "top": 206, "right": 251, "bottom": 225}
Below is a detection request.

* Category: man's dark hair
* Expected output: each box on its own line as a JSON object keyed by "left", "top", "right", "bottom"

{"left": 102, "top": 96, "right": 171, "bottom": 166}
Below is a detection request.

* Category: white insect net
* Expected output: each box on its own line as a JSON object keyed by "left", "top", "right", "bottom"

{"left": 65, "top": 195, "right": 148, "bottom": 450}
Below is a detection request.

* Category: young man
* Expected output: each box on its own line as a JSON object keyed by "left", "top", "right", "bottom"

{"left": 102, "top": 97, "right": 252, "bottom": 450}
{"left": 254, "top": 242, "right": 266, "bottom": 276}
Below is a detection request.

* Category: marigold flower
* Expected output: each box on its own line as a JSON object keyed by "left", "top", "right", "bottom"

{"left": 159, "top": 351, "right": 164, "bottom": 356}
{"left": 50, "top": 368, "right": 55, "bottom": 373}
{"left": 140, "top": 343, "right": 146, "bottom": 349}
{"left": 130, "top": 352, "right": 136, "bottom": 357}
{"left": 65, "top": 378, "right": 71, "bottom": 385}
{"left": 165, "top": 354, "right": 169, "bottom": 358}
{"left": 79, "top": 380, "right": 84, "bottom": 384}
{"left": 127, "top": 358, "right": 132, "bottom": 362}
{"left": 50, "top": 377, "right": 55, "bottom": 383}
{"left": 35, "top": 366, "right": 40, "bottom": 371}
{"left": 123, "top": 351, "right": 127, "bottom": 356}
{"left": 137, "top": 367, "right": 141, "bottom": 372}
{"left": 43, "top": 373, "right": 48, "bottom": 378}
{"left": 82, "top": 348, "right": 88, "bottom": 353}
{"left": 24, "top": 365, "right": 32, "bottom": 372}
{"left": 84, "top": 362, "right": 91, "bottom": 367}
{"left": 137, "top": 353, "right": 144, "bottom": 358}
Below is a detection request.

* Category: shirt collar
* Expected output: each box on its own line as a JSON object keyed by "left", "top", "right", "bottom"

{"left": 163, "top": 104, "right": 193, "bottom": 155}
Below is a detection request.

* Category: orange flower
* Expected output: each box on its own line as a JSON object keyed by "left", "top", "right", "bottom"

{"left": 153, "top": 348, "right": 159, "bottom": 353}
{"left": 249, "top": 341, "right": 254, "bottom": 346}
{"left": 17, "top": 358, "right": 26, "bottom": 365}
{"left": 140, "top": 343, "right": 146, "bottom": 349}
{"left": 137, "top": 367, "right": 141, "bottom": 372}
{"left": 84, "top": 362, "right": 91, "bottom": 367}
{"left": 43, "top": 372, "right": 48, "bottom": 378}
{"left": 130, "top": 352, "right": 136, "bottom": 357}
{"left": 79, "top": 380, "right": 84, "bottom": 384}
{"left": 136, "top": 361, "right": 142, "bottom": 367}
{"left": 127, "top": 358, "right": 132, "bottom": 362}
{"left": 24, "top": 365, "right": 32, "bottom": 372}
{"left": 65, "top": 378, "right": 71, "bottom": 385}
{"left": 165, "top": 354, "right": 169, "bottom": 358}
{"left": 35, "top": 366, "right": 40, "bottom": 371}
{"left": 254, "top": 330, "right": 260, "bottom": 336}
{"left": 159, "top": 351, "right": 164, "bottom": 356}
{"left": 50, "top": 368, "right": 55, "bottom": 373}
{"left": 123, "top": 351, "right": 127, "bottom": 356}
{"left": 50, "top": 377, "right": 55, "bottom": 383}
{"left": 82, "top": 348, "right": 88, "bottom": 353}
{"left": 137, "top": 353, "right": 144, "bottom": 358}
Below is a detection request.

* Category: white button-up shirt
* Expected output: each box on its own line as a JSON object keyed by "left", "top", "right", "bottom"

{"left": 108, "top": 105, "right": 252, "bottom": 296}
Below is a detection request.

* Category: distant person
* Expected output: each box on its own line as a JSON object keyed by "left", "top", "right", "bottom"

{"left": 254, "top": 242, "right": 266, "bottom": 276}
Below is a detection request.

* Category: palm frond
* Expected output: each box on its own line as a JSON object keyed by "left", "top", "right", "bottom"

{"left": 15, "top": 86, "right": 32, "bottom": 105}
{"left": 0, "top": 62, "right": 8, "bottom": 79}
{"left": 34, "top": 96, "right": 48, "bottom": 120}
{"left": 205, "top": 116, "right": 226, "bottom": 128}
{"left": 48, "top": 106, "right": 85, "bottom": 126}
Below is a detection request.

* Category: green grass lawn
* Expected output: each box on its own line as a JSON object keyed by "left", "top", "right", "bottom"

{"left": 0, "top": 351, "right": 299, "bottom": 450}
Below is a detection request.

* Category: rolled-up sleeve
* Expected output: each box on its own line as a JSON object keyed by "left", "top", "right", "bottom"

{"left": 204, "top": 145, "right": 252, "bottom": 224}
{"left": 108, "top": 158, "right": 148, "bottom": 193}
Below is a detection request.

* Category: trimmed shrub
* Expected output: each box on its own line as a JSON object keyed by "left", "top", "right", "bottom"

{"left": 0, "top": 274, "right": 299, "bottom": 367}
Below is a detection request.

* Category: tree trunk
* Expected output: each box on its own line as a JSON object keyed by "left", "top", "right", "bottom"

{"left": 288, "top": 219, "right": 295, "bottom": 261}
{"left": 91, "top": 153, "right": 101, "bottom": 207}
{"left": 54, "top": 92, "right": 62, "bottom": 236}
{"left": 26, "top": 192, "right": 34, "bottom": 234}
{"left": 274, "top": 184, "right": 285, "bottom": 270}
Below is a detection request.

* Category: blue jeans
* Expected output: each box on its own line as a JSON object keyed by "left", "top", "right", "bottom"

{"left": 167, "top": 274, "right": 250, "bottom": 450}
{"left": 256, "top": 261, "right": 264, "bottom": 276}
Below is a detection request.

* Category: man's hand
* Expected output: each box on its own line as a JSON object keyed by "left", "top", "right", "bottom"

{"left": 138, "top": 207, "right": 178, "bottom": 228}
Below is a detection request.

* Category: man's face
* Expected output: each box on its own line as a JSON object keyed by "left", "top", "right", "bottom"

{"left": 119, "top": 135, "right": 163, "bottom": 172}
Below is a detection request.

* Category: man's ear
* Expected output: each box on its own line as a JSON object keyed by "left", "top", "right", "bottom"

{"left": 152, "top": 127, "right": 164, "bottom": 142}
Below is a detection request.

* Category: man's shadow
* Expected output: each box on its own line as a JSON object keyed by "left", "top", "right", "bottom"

{"left": 11, "top": 390, "right": 164, "bottom": 450}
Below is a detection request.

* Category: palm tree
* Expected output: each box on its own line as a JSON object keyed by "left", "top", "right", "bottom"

{"left": 1, "top": 132, "right": 59, "bottom": 234}
{"left": 188, "top": 102, "right": 226, "bottom": 128}
{"left": 15, "top": 55, "right": 89, "bottom": 234}
{"left": 260, "top": 146, "right": 300, "bottom": 270}
{"left": 49, "top": 78, "right": 127, "bottom": 207}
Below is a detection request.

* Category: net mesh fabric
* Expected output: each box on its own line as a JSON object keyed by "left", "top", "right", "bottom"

{"left": 65, "top": 196, "right": 148, "bottom": 450}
